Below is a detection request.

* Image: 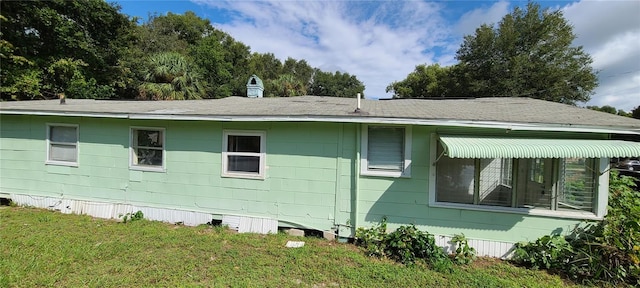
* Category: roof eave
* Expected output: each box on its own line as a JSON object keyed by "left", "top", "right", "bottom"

{"left": 1, "top": 109, "right": 639, "bottom": 135}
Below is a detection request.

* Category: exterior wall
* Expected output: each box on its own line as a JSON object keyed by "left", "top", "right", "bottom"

{"left": 355, "top": 126, "right": 604, "bottom": 257}
{"left": 0, "top": 115, "right": 349, "bottom": 231}
{"left": 0, "top": 114, "right": 608, "bottom": 257}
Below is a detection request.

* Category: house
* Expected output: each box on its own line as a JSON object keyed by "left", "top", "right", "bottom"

{"left": 1, "top": 96, "right": 639, "bottom": 257}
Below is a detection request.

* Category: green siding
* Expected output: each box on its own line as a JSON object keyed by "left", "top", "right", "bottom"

{"left": 354, "top": 125, "right": 587, "bottom": 243}
{"left": 1, "top": 114, "right": 595, "bottom": 243}
{"left": 0, "top": 115, "right": 344, "bottom": 230}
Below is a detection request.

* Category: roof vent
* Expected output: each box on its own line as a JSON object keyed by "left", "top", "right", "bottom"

{"left": 246, "top": 75, "right": 264, "bottom": 98}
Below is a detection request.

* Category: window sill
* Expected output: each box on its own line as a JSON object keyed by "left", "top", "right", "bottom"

{"left": 46, "top": 161, "right": 78, "bottom": 167}
{"left": 360, "top": 170, "right": 410, "bottom": 178}
{"left": 222, "top": 172, "right": 265, "bottom": 180}
{"left": 429, "top": 202, "right": 602, "bottom": 220}
{"left": 130, "top": 165, "right": 165, "bottom": 173}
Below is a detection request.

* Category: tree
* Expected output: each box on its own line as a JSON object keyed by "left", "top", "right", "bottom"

{"left": 587, "top": 105, "right": 634, "bottom": 117}
{"left": 389, "top": 2, "right": 598, "bottom": 105}
{"left": 309, "top": 70, "right": 365, "bottom": 97}
{"left": 386, "top": 64, "right": 452, "bottom": 98}
{"left": 138, "top": 53, "right": 206, "bottom": 100}
{"left": 282, "top": 58, "right": 314, "bottom": 87}
{"left": 136, "top": 11, "right": 213, "bottom": 55}
{"left": 632, "top": 106, "right": 640, "bottom": 120}
{"left": 587, "top": 105, "right": 618, "bottom": 115}
{"left": 456, "top": 2, "right": 597, "bottom": 104}
{"left": 269, "top": 74, "right": 307, "bottom": 97}
{"left": 190, "top": 31, "right": 243, "bottom": 98}
{"left": 0, "top": 0, "right": 135, "bottom": 100}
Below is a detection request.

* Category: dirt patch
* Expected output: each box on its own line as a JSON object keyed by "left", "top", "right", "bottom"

{"left": 470, "top": 257, "right": 505, "bottom": 269}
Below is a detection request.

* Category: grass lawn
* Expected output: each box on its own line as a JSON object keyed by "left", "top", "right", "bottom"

{"left": 1, "top": 207, "right": 584, "bottom": 287}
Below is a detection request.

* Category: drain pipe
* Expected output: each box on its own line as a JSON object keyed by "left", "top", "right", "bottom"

{"left": 353, "top": 123, "right": 361, "bottom": 237}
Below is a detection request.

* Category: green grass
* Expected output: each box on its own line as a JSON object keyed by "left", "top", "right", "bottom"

{"left": 1, "top": 207, "right": 583, "bottom": 287}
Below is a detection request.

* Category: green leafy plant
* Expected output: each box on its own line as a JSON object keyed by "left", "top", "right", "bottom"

{"left": 452, "top": 234, "right": 476, "bottom": 265}
{"left": 512, "top": 171, "right": 640, "bottom": 285}
{"left": 355, "top": 218, "right": 452, "bottom": 270}
{"left": 513, "top": 235, "right": 572, "bottom": 270}
{"left": 355, "top": 217, "right": 387, "bottom": 258}
{"left": 119, "top": 210, "right": 144, "bottom": 223}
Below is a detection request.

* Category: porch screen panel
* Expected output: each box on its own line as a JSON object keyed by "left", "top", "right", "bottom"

{"left": 558, "top": 158, "right": 596, "bottom": 212}
{"left": 478, "top": 158, "right": 512, "bottom": 207}
{"left": 436, "top": 143, "right": 474, "bottom": 204}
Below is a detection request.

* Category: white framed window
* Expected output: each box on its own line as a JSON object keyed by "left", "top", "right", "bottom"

{"left": 222, "top": 130, "right": 266, "bottom": 179}
{"left": 431, "top": 139, "right": 604, "bottom": 218}
{"left": 361, "top": 125, "right": 411, "bottom": 178}
{"left": 46, "top": 124, "right": 78, "bottom": 166}
{"left": 130, "top": 127, "right": 165, "bottom": 171}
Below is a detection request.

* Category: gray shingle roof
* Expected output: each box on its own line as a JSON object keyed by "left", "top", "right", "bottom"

{"left": 1, "top": 96, "right": 639, "bottom": 131}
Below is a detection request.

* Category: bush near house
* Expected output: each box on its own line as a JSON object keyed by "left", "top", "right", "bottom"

{"left": 513, "top": 171, "right": 640, "bottom": 285}
{"left": 354, "top": 217, "right": 476, "bottom": 271}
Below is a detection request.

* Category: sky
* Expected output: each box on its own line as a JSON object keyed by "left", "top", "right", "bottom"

{"left": 113, "top": 0, "right": 640, "bottom": 112}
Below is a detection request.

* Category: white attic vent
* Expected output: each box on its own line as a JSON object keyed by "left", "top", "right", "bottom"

{"left": 246, "top": 75, "right": 264, "bottom": 98}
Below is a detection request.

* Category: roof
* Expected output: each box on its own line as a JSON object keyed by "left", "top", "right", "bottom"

{"left": 2, "top": 96, "right": 639, "bottom": 133}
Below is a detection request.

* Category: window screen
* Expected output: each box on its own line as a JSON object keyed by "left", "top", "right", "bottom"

{"left": 48, "top": 125, "right": 77, "bottom": 163}
{"left": 132, "top": 129, "right": 164, "bottom": 167}
{"left": 558, "top": 158, "right": 596, "bottom": 212}
{"left": 367, "top": 126, "right": 404, "bottom": 171}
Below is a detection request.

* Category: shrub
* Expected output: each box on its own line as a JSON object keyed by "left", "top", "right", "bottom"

{"left": 513, "top": 235, "right": 572, "bottom": 270}
{"left": 452, "top": 234, "right": 477, "bottom": 265}
{"left": 355, "top": 218, "right": 452, "bottom": 270}
{"left": 119, "top": 210, "right": 144, "bottom": 223}
{"left": 355, "top": 217, "right": 388, "bottom": 258}
{"left": 513, "top": 171, "right": 640, "bottom": 285}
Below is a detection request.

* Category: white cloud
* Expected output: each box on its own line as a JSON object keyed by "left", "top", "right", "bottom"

{"left": 197, "top": 0, "right": 449, "bottom": 98}
{"left": 454, "top": 1, "right": 510, "bottom": 36}
{"left": 562, "top": 0, "right": 640, "bottom": 111}
{"left": 194, "top": 0, "right": 639, "bottom": 110}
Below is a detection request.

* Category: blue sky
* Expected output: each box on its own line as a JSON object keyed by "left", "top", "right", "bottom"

{"left": 113, "top": 0, "right": 640, "bottom": 111}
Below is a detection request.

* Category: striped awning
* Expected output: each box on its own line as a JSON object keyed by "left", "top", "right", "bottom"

{"left": 439, "top": 136, "right": 640, "bottom": 158}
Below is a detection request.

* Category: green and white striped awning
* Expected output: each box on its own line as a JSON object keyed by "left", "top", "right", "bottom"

{"left": 439, "top": 136, "right": 640, "bottom": 159}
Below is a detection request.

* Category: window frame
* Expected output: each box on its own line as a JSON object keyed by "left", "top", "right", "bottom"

{"left": 428, "top": 134, "right": 608, "bottom": 219}
{"left": 46, "top": 123, "right": 79, "bottom": 167}
{"left": 222, "top": 130, "right": 266, "bottom": 179}
{"left": 129, "top": 127, "right": 166, "bottom": 172}
{"left": 361, "top": 124, "right": 412, "bottom": 178}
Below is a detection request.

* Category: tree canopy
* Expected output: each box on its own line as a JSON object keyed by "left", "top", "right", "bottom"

{"left": 586, "top": 105, "right": 633, "bottom": 117}
{"left": 632, "top": 106, "right": 640, "bottom": 120}
{"left": 1, "top": 1, "right": 365, "bottom": 100}
{"left": 1, "top": 0, "right": 134, "bottom": 100}
{"left": 387, "top": 2, "right": 598, "bottom": 105}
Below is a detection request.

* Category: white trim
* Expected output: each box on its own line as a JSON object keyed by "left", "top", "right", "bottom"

{"left": 3, "top": 110, "right": 637, "bottom": 135}
{"left": 129, "top": 127, "right": 166, "bottom": 172}
{"left": 361, "top": 124, "right": 411, "bottom": 178}
{"left": 45, "top": 123, "right": 79, "bottom": 167}
{"left": 7, "top": 192, "right": 521, "bottom": 258}
{"left": 428, "top": 201, "right": 602, "bottom": 220}
{"left": 595, "top": 158, "right": 609, "bottom": 217}
{"left": 222, "top": 130, "right": 266, "bottom": 179}
{"left": 429, "top": 133, "right": 606, "bottom": 220}
{"left": 429, "top": 134, "right": 438, "bottom": 204}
